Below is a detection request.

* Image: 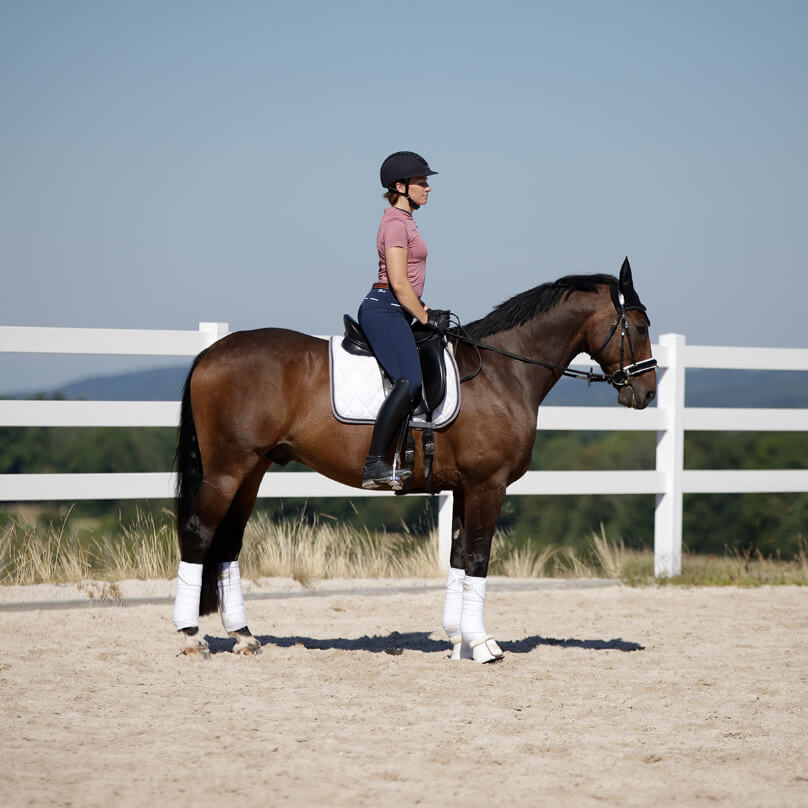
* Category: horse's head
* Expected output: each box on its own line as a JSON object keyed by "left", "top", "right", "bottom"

{"left": 587, "top": 258, "right": 657, "bottom": 410}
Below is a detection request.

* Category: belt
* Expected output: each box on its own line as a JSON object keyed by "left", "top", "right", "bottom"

{"left": 372, "top": 282, "right": 390, "bottom": 290}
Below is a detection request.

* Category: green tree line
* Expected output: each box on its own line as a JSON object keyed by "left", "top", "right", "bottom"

{"left": 1, "top": 425, "right": 806, "bottom": 558}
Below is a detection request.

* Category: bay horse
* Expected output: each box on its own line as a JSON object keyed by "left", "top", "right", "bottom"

{"left": 173, "top": 258, "right": 656, "bottom": 661}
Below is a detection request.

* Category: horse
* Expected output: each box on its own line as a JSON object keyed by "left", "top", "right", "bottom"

{"left": 173, "top": 257, "right": 656, "bottom": 661}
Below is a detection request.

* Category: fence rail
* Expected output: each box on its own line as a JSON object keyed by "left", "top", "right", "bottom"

{"left": 2, "top": 324, "right": 807, "bottom": 577}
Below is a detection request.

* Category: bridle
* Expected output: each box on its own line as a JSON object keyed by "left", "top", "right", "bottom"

{"left": 592, "top": 291, "right": 658, "bottom": 388}
{"left": 442, "top": 287, "right": 658, "bottom": 388}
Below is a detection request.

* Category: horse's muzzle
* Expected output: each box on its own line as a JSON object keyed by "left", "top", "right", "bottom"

{"left": 618, "top": 381, "right": 656, "bottom": 409}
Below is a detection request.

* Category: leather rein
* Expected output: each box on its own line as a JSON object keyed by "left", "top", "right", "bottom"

{"left": 442, "top": 296, "right": 658, "bottom": 388}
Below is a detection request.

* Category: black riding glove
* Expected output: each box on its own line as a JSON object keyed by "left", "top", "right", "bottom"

{"left": 426, "top": 309, "right": 451, "bottom": 334}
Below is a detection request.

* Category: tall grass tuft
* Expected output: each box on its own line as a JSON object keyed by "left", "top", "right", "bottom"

{"left": 93, "top": 508, "right": 179, "bottom": 580}
{"left": 0, "top": 508, "right": 91, "bottom": 584}
{"left": 240, "top": 512, "right": 440, "bottom": 583}
{"left": 491, "top": 537, "right": 558, "bottom": 577}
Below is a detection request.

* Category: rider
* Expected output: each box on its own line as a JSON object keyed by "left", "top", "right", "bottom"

{"left": 359, "top": 151, "right": 443, "bottom": 489}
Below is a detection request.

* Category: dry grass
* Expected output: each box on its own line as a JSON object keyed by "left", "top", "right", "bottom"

{"left": 1, "top": 510, "right": 806, "bottom": 587}
{"left": 0, "top": 509, "right": 178, "bottom": 585}
{"left": 667, "top": 543, "right": 808, "bottom": 587}
{"left": 0, "top": 509, "right": 440, "bottom": 586}
{"left": 240, "top": 512, "right": 440, "bottom": 583}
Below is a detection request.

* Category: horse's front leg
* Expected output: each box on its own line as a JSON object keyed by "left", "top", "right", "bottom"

{"left": 457, "top": 483, "right": 507, "bottom": 663}
{"left": 442, "top": 492, "right": 471, "bottom": 660}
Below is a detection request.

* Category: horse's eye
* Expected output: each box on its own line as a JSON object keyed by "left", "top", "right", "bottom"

{"left": 634, "top": 325, "right": 648, "bottom": 336}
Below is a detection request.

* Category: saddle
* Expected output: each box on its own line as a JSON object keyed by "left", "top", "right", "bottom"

{"left": 340, "top": 314, "right": 452, "bottom": 494}
{"left": 341, "top": 314, "right": 448, "bottom": 416}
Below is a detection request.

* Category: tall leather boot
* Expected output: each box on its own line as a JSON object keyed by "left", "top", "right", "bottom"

{"left": 362, "top": 378, "right": 413, "bottom": 490}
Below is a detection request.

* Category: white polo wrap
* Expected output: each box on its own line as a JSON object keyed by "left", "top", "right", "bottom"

{"left": 460, "top": 575, "right": 488, "bottom": 645}
{"left": 218, "top": 561, "right": 247, "bottom": 632}
{"left": 173, "top": 560, "right": 203, "bottom": 630}
{"left": 442, "top": 567, "right": 466, "bottom": 641}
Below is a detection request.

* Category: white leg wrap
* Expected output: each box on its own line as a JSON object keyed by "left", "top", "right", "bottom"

{"left": 442, "top": 567, "right": 472, "bottom": 660}
{"left": 173, "top": 561, "right": 203, "bottom": 630}
{"left": 218, "top": 561, "right": 248, "bottom": 633}
{"left": 460, "top": 575, "right": 488, "bottom": 644}
{"left": 461, "top": 575, "right": 503, "bottom": 663}
{"left": 442, "top": 567, "right": 465, "bottom": 638}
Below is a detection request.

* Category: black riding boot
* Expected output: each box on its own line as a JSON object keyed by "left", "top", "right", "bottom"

{"left": 362, "top": 378, "right": 413, "bottom": 490}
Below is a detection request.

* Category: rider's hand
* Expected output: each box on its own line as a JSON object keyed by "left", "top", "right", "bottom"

{"left": 426, "top": 309, "right": 451, "bottom": 334}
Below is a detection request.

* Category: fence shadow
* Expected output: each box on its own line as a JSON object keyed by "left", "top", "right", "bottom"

{"left": 204, "top": 631, "right": 644, "bottom": 655}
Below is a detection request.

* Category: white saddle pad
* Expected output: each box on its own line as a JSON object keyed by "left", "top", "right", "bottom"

{"left": 329, "top": 337, "right": 461, "bottom": 428}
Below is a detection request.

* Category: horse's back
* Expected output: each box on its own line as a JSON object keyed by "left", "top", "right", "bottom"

{"left": 194, "top": 327, "right": 325, "bottom": 379}
{"left": 204, "top": 327, "right": 326, "bottom": 358}
{"left": 190, "top": 327, "right": 329, "bottom": 420}
{"left": 188, "top": 326, "right": 364, "bottom": 478}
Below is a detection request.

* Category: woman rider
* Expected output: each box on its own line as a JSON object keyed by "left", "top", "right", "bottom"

{"left": 359, "top": 151, "right": 444, "bottom": 489}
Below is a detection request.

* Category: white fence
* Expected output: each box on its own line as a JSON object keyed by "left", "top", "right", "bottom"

{"left": 2, "top": 323, "right": 807, "bottom": 577}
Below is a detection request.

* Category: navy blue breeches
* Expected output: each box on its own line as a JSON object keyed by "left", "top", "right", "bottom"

{"left": 358, "top": 287, "right": 422, "bottom": 402}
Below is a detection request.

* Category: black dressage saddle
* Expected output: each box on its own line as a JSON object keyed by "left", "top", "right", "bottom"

{"left": 341, "top": 314, "right": 447, "bottom": 416}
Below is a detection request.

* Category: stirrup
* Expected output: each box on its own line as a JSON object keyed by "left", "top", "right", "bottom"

{"left": 361, "top": 457, "right": 411, "bottom": 490}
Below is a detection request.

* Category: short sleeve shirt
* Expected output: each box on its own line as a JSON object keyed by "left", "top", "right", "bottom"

{"left": 376, "top": 206, "right": 428, "bottom": 298}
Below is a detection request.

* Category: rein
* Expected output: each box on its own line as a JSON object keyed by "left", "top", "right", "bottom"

{"left": 441, "top": 299, "right": 657, "bottom": 389}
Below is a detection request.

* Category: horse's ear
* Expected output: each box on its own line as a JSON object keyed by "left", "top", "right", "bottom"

{"left": 618, "top": 257, "right": 633, "bottom": 295}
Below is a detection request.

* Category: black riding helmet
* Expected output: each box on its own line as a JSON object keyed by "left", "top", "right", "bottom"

{"left": 380, "top": 151, "right": 437, "bottom": 195}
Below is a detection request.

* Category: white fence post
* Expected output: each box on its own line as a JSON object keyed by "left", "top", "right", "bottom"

{"left": 198, "top": 322, "right": 229, "bottom": 346}
{"left": 654, "top": 333, "right": 686, "bottom": 577}
{"left": 437, "top": 492, "right": 454, "bottom": 570}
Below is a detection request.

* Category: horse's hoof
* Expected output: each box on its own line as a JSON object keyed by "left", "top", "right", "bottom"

{"left": 178, "top": 631, "right": 210, "bottom": 659}
{"left": 233, "top": 639, "right": 262, "bottom": 656}
{"left": 449, "top": 635, "right": 473, "bottom": 660}
{"left": 469, "top": 636, "right": 504, "bottom": 664}
{"left": 229, "top": 631, "right": 262, "bottom": 656}
{"left": 179, "top": 642, "right": 211, "bottom": 660}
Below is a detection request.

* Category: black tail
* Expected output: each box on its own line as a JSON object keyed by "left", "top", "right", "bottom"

{"left": 175, "top": 351, "right": 207, "bottom": 532}
{"left": 174, "top": 350, "right": 220, "bottom": 616}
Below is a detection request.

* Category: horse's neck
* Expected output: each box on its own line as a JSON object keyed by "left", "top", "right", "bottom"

{"left": 481, "top": 304, "right": 590, "bottom": 405}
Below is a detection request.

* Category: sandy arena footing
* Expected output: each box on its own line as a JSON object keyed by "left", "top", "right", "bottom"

{"left": 1, "top": 578, "right": 806, "bottom": 807}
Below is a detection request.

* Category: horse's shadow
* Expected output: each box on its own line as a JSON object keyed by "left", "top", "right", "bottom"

{"left": 204, "top": 631, "right": 644, "bottom": 655}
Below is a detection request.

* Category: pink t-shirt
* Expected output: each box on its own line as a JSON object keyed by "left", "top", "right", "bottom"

{"left": 376, "top": 206, "right": 428, "bottom": 298}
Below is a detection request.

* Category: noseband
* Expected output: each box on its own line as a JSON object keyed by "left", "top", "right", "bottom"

{"left": 438, "top": 286, "right": 657, "bottom": 388}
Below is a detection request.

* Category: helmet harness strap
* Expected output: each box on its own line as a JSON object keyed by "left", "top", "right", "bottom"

{"left": 395, "top": 179, "right": 420, "bottom": 211}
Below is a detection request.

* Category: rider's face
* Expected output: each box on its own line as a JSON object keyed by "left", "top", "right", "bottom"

{"left": 397, "top": 176, "right": 431, "bottom": 207}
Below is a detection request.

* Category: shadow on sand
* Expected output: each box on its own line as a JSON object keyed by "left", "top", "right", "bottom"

{"left": 204, "top": 631, "right": 644, "bottom": 655}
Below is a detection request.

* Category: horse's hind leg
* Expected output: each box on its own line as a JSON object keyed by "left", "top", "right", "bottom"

{"left": 175, "top": 472, "right": 242, "bottom": 657}
{"left": 213, "top": 465, "right": 267, "bottom": 655}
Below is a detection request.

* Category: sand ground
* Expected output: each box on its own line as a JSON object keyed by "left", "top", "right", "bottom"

{"left": 1, "top": 578, "right": 806, "bottom": 807}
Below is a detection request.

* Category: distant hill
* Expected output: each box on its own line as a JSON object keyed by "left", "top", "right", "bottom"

{"left": 546, "top": 369, "right": 808, "bottom": 408}
{"left": 11, "top": 366, "right": 808, "bottom": 408}
{"left": 56, "top": 366, "right": 191, "bottom": 401}
{"left": 13, "top": 366, "right": 191, "bottom": 402}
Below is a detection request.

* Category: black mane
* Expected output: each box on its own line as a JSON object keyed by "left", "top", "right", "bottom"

{"left": 462, "top": 274, "right": 618, "bottom": 339}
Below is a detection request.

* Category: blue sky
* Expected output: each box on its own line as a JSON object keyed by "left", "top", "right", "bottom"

{"left": 1, "top": 1, "right": 806, "bottom": 393}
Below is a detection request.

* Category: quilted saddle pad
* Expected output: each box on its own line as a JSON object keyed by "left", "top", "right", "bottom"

{"left": 328, "top": 337, "right": 461, "bottom": 428}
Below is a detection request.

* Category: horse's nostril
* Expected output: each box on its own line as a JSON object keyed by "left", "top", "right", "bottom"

{"left": 646, "top": 390, "right": 656, "bottom": 403}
